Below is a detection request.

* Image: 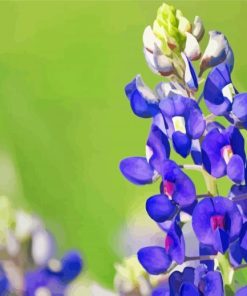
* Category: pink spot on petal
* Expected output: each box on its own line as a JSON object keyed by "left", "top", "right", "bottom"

{"left": 165, "top": 235, "right": 173, "bottom": 251}
{"left": 163, "top": 180, "right": 175, "bottom": 199}
{"left": 210, "top": 215, "right": 225, "bottom": 231}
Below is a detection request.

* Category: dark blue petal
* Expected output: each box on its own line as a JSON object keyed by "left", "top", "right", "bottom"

{"left": 172, "top": 132, "right": 191, "bottom": 158}
{"left": 125, "top": 76, "right": 159, "bottom": 118}
{"left": 232, "top": 93, "right": 247, "bottom": 122}
{"left": 137, "top": 246, "right": 171, "bottom": 275}
{"left": 229, "top": 240, "right": 243, "bottom": 267}
{"left": 146, "top": 194, "right": 177, "bottom": 223}
{"left": 61, "top": 251, "right": 82, "bottom": 283}
{"left": 191, "top": 140, "right": 202, "bottom": 165}
{"left": 180, "top": 283, "right": 199, "bottom": 296}
{"left": 213, "top": 228, "right": 229, "bottom": 254}
{"left": 182, "top": 54, "right": 198, "bottom": 92}
{"left": 227, "top": 155, "right": 245, "bottom": 184}
{"left": 169, "top": 267, "right": 195, "bottom": 296}
{"left": 228, "top": 126, "right": 246, "bottom": 162}
{"left": 199, "top": 243, "right": 217, "bottom": 271}
{"left": 119, "top": 157, "right": 156, "bottom": 185}
{"left": 203, "top": 64, "right": 232, "bottom": 115}
{"left": 147, "top": 125, "right": 170, "bottom": 174}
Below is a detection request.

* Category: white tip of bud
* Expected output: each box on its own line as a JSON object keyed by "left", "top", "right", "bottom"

{"left": 192, "top": 16, "right": 205, "bottom": 41}
{"left": 184, "top": 32, "right": 201, "bottom": 61}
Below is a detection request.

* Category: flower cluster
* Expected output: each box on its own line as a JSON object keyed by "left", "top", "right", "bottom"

{"left": 120, "top": 2, "right": 247, "bottom": 295}
{"left": 0, "top": 196, "right": 83, "bottom": 295}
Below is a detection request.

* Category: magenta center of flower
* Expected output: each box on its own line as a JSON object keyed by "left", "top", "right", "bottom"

{"left": 221, "top": 145, "right": 233, "bottom": 164}
{"left": 165, "top": 235, "right": 173, "bottom": 251}
{"left": 210, "top": 215, "right": 225, "bottom": 231}
{"left": 163, "top": 180, "right": 175, "bottom": 199}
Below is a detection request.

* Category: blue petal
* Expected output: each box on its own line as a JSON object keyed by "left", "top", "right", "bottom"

{"left": 229, "top": 240, "right": 243, "bottom": 267}
{"left": 120, "top": 157, "right": 156, "bottom": 185}
{"left": 213, "top": 228, "right": 229, "bottom": 254}
{"left": 182, "top": 54, "right": 198, "bottom": 92}
{"left": 162, "top": 160, "right": 196, "bottom": 207}
{"left": 61, "top": 251, "right": 83, "bottom": 283}
{"left": 202, "top": 128, "right": 227, "bottom": 178}
{"left": 146, "top": 194, "right": 177, "bottom": 223}
{"left": 137, "top": 246, "right": 171, "bottom": 275}
{"left": 227, "top": 155, "right": 245, "bottom": 184}
{"left": 232, "top": 93, "right": 247, "bottom": 123}
{"left": 169, "top": 267, "right": 195, "bottom": 296}
{"left": 199, "top": 243, "right": 217, "bottom": 270}
{"left": 186, "top": 107, "right": 205, "bottom": 139}
{"left": 172, "top": 131, "right": 192, "bottom": 158}
{"left": 147, "top": 125, "right": 170, "bottom": 174}
{"left": 203, "top": 64, "right": 232, "bottom": 116}
{"left": 180, "top": 283, "right": 199, "bottom": 296}
{"left": 200, "top": 271, "right": 224, "bottom": 296}
{"left": 236, "top": 286, "right": 247, "bottom": 296}
{"left": 125, "top": 76, "right": 159, "bottom": 118}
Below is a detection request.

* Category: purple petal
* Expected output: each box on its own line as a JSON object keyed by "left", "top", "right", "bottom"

{"left": 61, "top": 251, "right": 83, "bottom": 283}
{"left": 232, "top": 93, "right": 247, "bottom": 123}
{"left": 137, "top": 246, "right": 171, "bottom": 275}
{"left": 119, "top": 157, "right": 156, "bottom": 185}
{"left": 125, "top": 76, "right": 159, "bottom": 118}
{"left": 172, "top": 131, "right": 192, "bottom": 158}
{"left": 146, "top": 194, "right": 177, "bottom": 223}
{"left": 200, "top": 271, "right": 224, "bottom": 296}
{"left": 203, "top": 64, "right": 232, "bottom": 115}
{"left": 202, "top": 128, "right": 227, "bottom": 178}
{"left": 186, "top": 107, "right": 205, "bottom": 139}
{"left": 227, "top": 155, "right": 245, "bottom": 184}
{"left": 147, "top": 125, "right": 170, "bottom": 174}
{"left": 213, "top": 228, "right": 229, "bottom": 254}
{"left": 236, "top": 286, "right": 247, "bottom": 296}
{"left": 180, "top": 283, "right": 199, "bottom": 296}
{"left": 166, "top": 223, "right": 185, "bottom": 264}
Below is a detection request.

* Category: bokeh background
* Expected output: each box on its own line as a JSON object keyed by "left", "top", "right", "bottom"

{"left": 0, "top": 0, "right": 246, "bottom": 288}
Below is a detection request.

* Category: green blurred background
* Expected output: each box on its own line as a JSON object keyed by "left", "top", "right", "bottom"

{"left": 0, "top": 0, "right": 246, "bottom": 288}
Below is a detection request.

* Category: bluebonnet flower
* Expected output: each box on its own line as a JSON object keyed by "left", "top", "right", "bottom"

{"left": 203, "top": 63, "right": 247, "bottom": 126}
{"left": 138, "top": 222, "right": 185, "bottom": 275}
{"left": 159, "top": 94, "right": 205, "bottom": 158}
{"left": 146, "top": 160, "right": 196, "bottom": 223}
{"left": 201, "top": 126, "right": 246, "bottom": 183}
{"left": 169, "top": 265, "right": 224, "bottom": 296}
{"left": 25, "top": 251, "right": 83, "bottom": 295}
{"left": 192, "top": 197, "right": 242, "bottom": 253}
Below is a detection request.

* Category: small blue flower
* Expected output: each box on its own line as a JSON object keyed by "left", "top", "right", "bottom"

{"left": 25, "top": 251, "right": 83, "bottom": 295}
{"left": 137, "top": 222, "right": 185, "bottom": 275}
{"left": 192, "top": 197, "right": 242, "bottom": 253}
{"left": 236, "top": 286, "right": 247, "bottom": 296}
{"left": 169, "top": 265, "right": 224, "bottom": 296}
{"left": 159, "top": 94, "right": 205, "bottom": 158}
{"left": 204, "top": 63, "right": 247, "bottom": 125}
{"left": 160, "top": 160, "right": 196, "bottom": 207}
{"left": 0, "top": 265, "right": 9, "bottom": 296}
{"left": 201, "top": 126, "right": 246, "bottom": 183}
